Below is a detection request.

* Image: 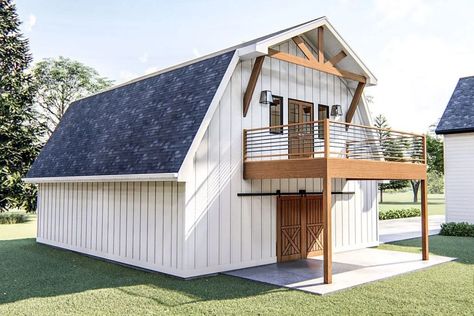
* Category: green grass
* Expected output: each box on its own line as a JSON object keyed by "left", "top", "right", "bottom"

{"left": 379, "top": 191, "right": 445, "bottom": 215}
{"left": 1, "top": 219, "right": 472, "bottom": 315}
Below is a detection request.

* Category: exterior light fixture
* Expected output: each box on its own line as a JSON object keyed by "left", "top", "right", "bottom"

{"left": 259, "top": 90, "right": 273, "bottom": 105}
{"left": 331, "top": 104, "right": 343, "bottom": 118}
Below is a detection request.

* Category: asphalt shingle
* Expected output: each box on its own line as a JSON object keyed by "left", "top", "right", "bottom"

{"left": 26, "top": 50, "right": 235, "bottom": 178}
{"left": 436, "top": 76, "right": 474, "bottom": 134}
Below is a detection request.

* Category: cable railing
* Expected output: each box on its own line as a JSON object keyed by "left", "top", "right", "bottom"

{"left": 243, "top": 119, "right": 426, "bottom": 164}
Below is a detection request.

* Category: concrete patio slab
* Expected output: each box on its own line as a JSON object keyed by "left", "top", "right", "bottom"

{"left": 224, "top": 248, "right": 454, "bottom": 295}
{"left": 379, "top": 215, "right": 445, "bottom": 243}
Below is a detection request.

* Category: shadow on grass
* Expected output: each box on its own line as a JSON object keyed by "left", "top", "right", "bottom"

{"left": 385, "top": 235, "right": 474, "bottom": 264}
{"left": 0, "top": 238, "right": 282, "bottom": 306}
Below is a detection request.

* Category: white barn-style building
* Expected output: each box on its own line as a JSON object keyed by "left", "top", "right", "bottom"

{"left": 436, "top": 76, "right": 474, "bottom": 224}
{"left": 26, "top": 17, "right": 430, "bottom": 283}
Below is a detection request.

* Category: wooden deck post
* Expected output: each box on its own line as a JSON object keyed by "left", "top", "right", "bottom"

{"left": 421, "top": 178, "right": 429, "bottom": 260}
{"left": 323, "top": 174, "right": 332, "bottom": 284}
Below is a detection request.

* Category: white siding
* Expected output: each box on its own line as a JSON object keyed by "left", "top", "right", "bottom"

{"left": 180, "top": 39, "right": 378, "bottom": 277}
{"left": 444, "top": 133, "right": 474, "bottom": 224}
{"left": 37, "top": 181, "right": 187, "bottom": 277}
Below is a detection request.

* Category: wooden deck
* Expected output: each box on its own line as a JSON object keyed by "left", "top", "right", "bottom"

{"left": 243, "top": 119, "right": 427, "bottom": 181}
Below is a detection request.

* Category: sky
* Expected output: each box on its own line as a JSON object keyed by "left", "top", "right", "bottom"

{"left": 14, "top": 0, "right": 474, "bottom": 133}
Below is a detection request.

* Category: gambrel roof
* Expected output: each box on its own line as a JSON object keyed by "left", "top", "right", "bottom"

{"left": 436, "top": 76, "right": 474, "bottom": 135}
{"left": 25, "top": 17, "right": 376, "bottom": 182}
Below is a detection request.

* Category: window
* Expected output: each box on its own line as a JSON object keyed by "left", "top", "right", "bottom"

{"left": 269, "top": 96, "right": 283, "bottom": 134}
{"left": 318, "top": 104, "right": 329, "bottom": 139}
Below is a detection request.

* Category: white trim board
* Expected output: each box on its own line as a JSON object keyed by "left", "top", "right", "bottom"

{"left": 23, "top": 173, "right": 178, "bottom": 183}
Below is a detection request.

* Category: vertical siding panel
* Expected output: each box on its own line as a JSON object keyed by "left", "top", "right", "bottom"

{"left": 177, "top": 183, "right": 185, "bottom": 269}
{"left": 155, "top": 182, "right": 164, "bottom": 265}
{"left": 184, "top": 160, "right": 196, "bottom": 269}
{"left": 219, "top": 83, "right": 232, "bottom": 266}
{"left": 140, "top": 183, "right": 148, "bottom": 262}
{"left": 195, "top": 130, "right": 209, "bottom": 268}
{"left": 230, "top": 62, "right": 242, "bottom": 264}
{"left": 91, "top": 182, "right": 97, "bottom": 250}
{"left": 171, "top": 182, "right": 178, "bottom": 268}
{"left": 241, "top": 59, "right": 252, "bottom": 262}
{"left": 133, "top": 182, "right": 141, "bottom": 260}
{"left": 102, "top": 182, "right": 109, "bottom": 253}
{"left": 114, "top": 183, "right": 121, "bottom": 255}
{"left": 147, "top": 182, "right": 156, "bottom": 263}
{"left": 207, "top": 107, "right": 220, "bottom": 267}
{"left": 118, "top": 182, "right": 126, "bottom": 256}
{"left": 261, "top": 179, "right": 271, "bottom": 259}
{"left": 163, "top": 181, "right": 172, "bottom": 267}
{"left": 171, "top": 182, "right": 179, "bottom": 268}
{"left": 97, "top": 182, "right": 103, "bottom": 251}
{"left": 126, "top": 182, "right": 134, "bottom": 259}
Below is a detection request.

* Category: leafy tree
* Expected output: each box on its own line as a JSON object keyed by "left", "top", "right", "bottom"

{"left": 374, "top": 115, "right": 408, "bottom": 201}
{"left": 0, "top": 0, "right": 41, "bottom": 212}
{"left": 32, "top": 57, "right": 113, "bottom": 137}
{"left": 426, "top": 135, "right": 444, "bottom": 174}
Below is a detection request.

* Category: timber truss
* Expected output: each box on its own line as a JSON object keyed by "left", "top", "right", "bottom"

{"left": 243, "top": 26, "right": 366, "bottom": 124}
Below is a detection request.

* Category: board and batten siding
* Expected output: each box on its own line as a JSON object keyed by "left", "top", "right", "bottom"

{"left": 444, "top": 133, "right": 474, "bottom": 224}
{"left": 37, "top": 181, "right": 187, "bottom": 277}
{"left": 181, "top": 39, "right": 378, "bottom": 277}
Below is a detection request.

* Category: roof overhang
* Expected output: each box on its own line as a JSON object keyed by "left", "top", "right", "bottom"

{"left": 237, "top": 17, "right": 377, "bottom": 86}
{"left": 23, "top": 173, "right": 178, "bottom": 184}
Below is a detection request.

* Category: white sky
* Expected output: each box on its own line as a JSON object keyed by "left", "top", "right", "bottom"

{"left": 15, "top": 0, "right": 474, "bottom": 133}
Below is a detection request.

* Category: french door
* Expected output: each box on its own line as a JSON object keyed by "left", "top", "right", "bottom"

{"left": 288, "top": 99, "right": 314, "bottom": 159}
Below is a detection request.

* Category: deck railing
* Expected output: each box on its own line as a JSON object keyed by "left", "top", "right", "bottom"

{"left": 243, "top": 119, "right": 426, "bottom": 164}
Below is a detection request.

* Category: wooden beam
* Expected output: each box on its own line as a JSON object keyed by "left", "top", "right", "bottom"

{"left": 318, "top": 26, "right": 324, "bottom": 63}
{"left": 326, "top": 50, "right": 347, "bottom": 67}
{"left": 268, "top": 49, "right": 366, "bottom": 83}
{"left": 421, "top": 179, "right": 429, "bottom": 260}
{"left": 243, "top": 56, "right": 265, "bottom": 117}
{"left": 292, "top": 36, "right": 317, "bottom": 61}
{"left": 345, "top": 82, "right": 366, "bottom": 123}
{"left": 323, "top": 173, "right": 332, "bottom": 284}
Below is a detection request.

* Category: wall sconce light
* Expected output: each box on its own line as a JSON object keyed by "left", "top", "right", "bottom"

{"left": 259, "top": 90, "right": 273, "bottom": 105}
{"left": 331, "top": 104, "right": 343, "bottom": 118}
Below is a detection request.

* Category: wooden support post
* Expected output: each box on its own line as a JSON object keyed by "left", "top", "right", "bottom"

{"left": 318, "top": 26, "right": 324, "bottom": 63}
{"left": 323, "top": 118, "right": 332, "bottom": 284}
{"left": 243, "top": 56, "right": 265, "bottom": 117}
{"left": 346, "top": 82, "right": 366, "bottom": 124}
{"left": 421, "top": 178, "right": 429, "bottom": 260}
{"left": 323, "top": 119, "right": 330, "bottom": 158}
{"left": 323, "top": 174, "right": 332, "bottom": 284}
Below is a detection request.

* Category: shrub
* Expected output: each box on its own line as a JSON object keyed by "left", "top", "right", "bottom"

{"left": 428, "top": 170, "right": 444, "bottom": 194}
{"left": 0, "top": 213, "right": 28, "bottom": 224}
{"left": 379, "top": 208, "right": 421, "bottom": 220}
{"left": 440, "top": 222, "right": 474, "bottom": 237}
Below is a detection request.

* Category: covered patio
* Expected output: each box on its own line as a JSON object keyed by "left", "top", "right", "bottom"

{"left": 225, "top": 248, "right": 454, "bottom": 295}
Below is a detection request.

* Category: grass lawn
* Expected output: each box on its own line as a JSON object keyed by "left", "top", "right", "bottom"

{"left": 1, "top": 218, "right": 472, "bottom": 315}
{"left": 379, "top": 191, "right": 445, "bottom": 215}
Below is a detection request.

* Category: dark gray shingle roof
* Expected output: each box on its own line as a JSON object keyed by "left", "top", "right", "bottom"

{"left": 26, "top": 50, "right": 235, "bottom": 178}
{"left": 436, "top": 76, "right": 474, "bottom": 134}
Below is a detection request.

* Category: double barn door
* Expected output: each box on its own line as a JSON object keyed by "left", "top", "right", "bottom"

{"left": 277, "top": 195, "right": 324, "bottom": 262}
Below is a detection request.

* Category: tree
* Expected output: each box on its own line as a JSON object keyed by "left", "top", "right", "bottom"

{"left": 374, "top": 115, "right": 408, "bottom": 202}
{"left": 32, "top": 57, "right": 113, "bottom": 137}
{"left": 0, "top": 0, "right": 41, "bottom": 212}
{"left": 426, "top": 134, "right": 443, "bottom": 174}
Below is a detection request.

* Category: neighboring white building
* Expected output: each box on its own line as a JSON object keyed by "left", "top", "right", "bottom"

{"left": 25, "top": 17, "right": 428, "bottom": 283}
{"left": 436, "top": 76, "right": 474, "bottom": 224}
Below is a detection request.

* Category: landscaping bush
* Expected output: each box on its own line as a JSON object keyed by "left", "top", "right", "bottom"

{"left": 379, "top": 208, "right": 421, "bottom": 220}
{"left": 427, "top": 170, "right": 444, "bottom": 194}
{"left": 0, "top": 213, "right": 27, "bottom": 224}
{"left": 440, "top": 222, "right": 474, "bottom": 237}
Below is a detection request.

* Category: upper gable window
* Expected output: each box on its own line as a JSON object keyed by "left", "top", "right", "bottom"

{"left": 269, "top": 96, "right": 283, "bottom": 134}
